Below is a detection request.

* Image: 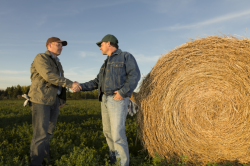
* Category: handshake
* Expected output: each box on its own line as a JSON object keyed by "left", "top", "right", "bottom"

{"left": 70, "top": 81, "right": 82, "bottom": 92}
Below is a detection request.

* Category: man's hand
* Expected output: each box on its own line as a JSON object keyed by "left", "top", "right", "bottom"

{"left": 59, "top": 104, "right": 65, "bottom": 109}
{"left": 70, "top": 81, "right": 82, "bottom": 92}
{"left": 113, "top": 91, "right": 123, "bottom": 100}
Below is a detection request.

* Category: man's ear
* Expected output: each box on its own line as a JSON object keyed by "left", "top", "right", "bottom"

{"left": 49, "top": 43, "right": 52, "bottom": 48}
{"left": 47, "top": 43, "right": 51, "bottom": 50}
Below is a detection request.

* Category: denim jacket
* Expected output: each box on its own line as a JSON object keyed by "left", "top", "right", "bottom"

{"left": 80, "top": 49, "right": 141, "bottom": 101}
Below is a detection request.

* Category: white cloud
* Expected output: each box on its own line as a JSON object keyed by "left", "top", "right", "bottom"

{"left": 42, "top": 0, "right": 133, "bottom": 18}
{"left": 134, "top": 53, "right": 160, "bottom": 63}
{"left": 64, "top": 67, "right": 98, "bottom": 82}
{"left": 69, "top": 40, "right": 95, "bottom": 44}
{"left": 79, "top": 51, "right": 99, "bottom": 58}
{"left": 77, "top": 0, "right": 134, "bottom": 12}
{"left": 153, "top": 9, "right": 250, "bottom": 31}
{"left": 0, "top": 70, "right": 29, "bottom": 74}
{"left": 142, "top": 0, "right": 194, "bottom": 14}
{"left": 64, "top": 67, "right": 82, "bottom": 76}
{"left": 37, "top": 15, "right": 48, "bottom": 26}
{"left": 65, "top": 73, "right": 97, "bottom": 84}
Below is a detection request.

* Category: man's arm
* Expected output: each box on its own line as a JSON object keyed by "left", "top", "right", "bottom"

{"left": 71, "top": 71, "right": 100, "bottom": 92}
{"left": 118, "top": 53, "right": 141, "bottom": 98}
{"left": 79, "top": 77, "right": 99, "bottom": 91}
{"left": 34, "top": 53, "right": 73, "bottom": 88}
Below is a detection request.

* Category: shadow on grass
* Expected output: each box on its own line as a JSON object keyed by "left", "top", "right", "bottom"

{"left": 58, "top": 114, "right": 102, "bottom": 123}
{"left": 0, "top": 114, "right": 32, "bottom": 129}
{"left": 0, "top": 113, "right": 102, "bottom": 129}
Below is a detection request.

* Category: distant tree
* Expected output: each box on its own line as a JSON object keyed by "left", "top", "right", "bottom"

{"left": 66, "top": 87, "right": 72, "bottom": 99}
{"left": 17, "top": 95, "right": 23, "bottom": 99}
{"left": 85, "top": 91, "right": 92, "bottom": 99}
{"left": 3, "top": 89, "right": 8, "bottom": 96}
{"left": 71, "top": 91, "right": 81, "bottom": 99}
{"left": 81, "top": 91, "right": 87, "bottom": 99}
{"left": 86, "top": 90, "right": 98, "bottom": 99}
{"left": 21, "top": 85, "right": 30, "bottom": 94}
{"left": 76, "top": 92, "right": 82, "bottom": 99}
{"left": 12, "top": 85, "right": 23, "bottom": 98}
{"left": 11, "top": 85, "right": 20, "bottom": 98}
{"left": 0, "top": 90, "right": 4, "bottom": 96}
{"left": 12, "top": 87, "right": 17, "bottom": 98}
{"left": 7, "top": 86, "right": 14, "bottom": 99}
{"left": 79, "top": 90, "right": 98, "bottom": 99}
{"left": 5, "top": 87, "right": 10, "bottom": 97}
{"left": 92, "top": 89, "right": 98, "bottom": 99}
{"left": 3, "top": 85, "right": 30, "bottom": 98}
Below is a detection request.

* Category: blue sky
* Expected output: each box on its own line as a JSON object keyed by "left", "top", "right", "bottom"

{"left": 1, "top": 0, "right": 250, "bottom": 90}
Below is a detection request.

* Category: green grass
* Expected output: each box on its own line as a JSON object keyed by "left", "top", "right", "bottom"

{"left": 1, "top": 99, "right": 250, "bottom": 166}
{"left": 0, "top": 99, "right": 150, "bottom": 166}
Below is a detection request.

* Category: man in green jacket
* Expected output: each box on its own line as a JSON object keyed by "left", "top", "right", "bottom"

{"left": 28, "top": 37, "right": 81, "bottom": 166}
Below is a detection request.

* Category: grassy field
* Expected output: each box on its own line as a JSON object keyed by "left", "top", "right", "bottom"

{"left": 1, "top": 99, "right": 249, "bottom": 166}
{"left": 0, "top": 99, "right": 157, "bottom": 166}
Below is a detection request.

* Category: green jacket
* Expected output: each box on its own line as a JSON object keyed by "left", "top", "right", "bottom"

{"left": 28, "top": 50, "right": 73, "bottom": 106}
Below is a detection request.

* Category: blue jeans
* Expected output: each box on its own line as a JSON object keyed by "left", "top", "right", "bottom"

{"left": 30, "top": 97, "right": 59, "bottom": 166}
{"left": 101, "top": 94, "right": 130, "bottom": 166}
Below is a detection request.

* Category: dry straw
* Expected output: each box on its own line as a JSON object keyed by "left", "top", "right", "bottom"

{"left": 136, "top": 35, "right": 250, "bottom": 165}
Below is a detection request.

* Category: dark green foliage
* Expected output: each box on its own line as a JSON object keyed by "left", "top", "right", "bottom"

{"left": 54, "top": 146, "right": 101, "bottom": 166}
{"left": 1, "top": 85, "right": 30, "bottom": 99}
{"left": 0, "top": 100, "right": 147, "bottom": 166}
{"left": 1, "top": 85, "right": 98, "bottom": 99}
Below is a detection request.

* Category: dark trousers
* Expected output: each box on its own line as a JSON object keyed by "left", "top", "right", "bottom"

{"left": 30, "top": 97, "right": 59, "bottom": 166}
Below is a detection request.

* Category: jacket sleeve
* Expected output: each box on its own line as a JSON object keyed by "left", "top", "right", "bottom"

{"left": 80, "top": 73, "right": 99, "bottom": 91}
{"left": 34, "top": 53, "right": 73, "bottom": 88}
{"left": 118, "top": 53, "right": 141, "bottom": 98}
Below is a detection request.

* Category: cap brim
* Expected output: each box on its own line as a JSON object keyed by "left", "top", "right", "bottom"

{"left": 58, "top": 41, "right": 67, "bottom": 46}
{"left": 96, "top": 41, "right": 102, "bottom": 47}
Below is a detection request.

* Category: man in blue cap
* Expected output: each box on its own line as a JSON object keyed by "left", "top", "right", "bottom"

{"left": 76, "top": 34, "right": 140, "bottom": 166}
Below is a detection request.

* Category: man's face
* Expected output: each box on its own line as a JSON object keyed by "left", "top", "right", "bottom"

{"left": 49, "top": 42, "right": 63, "bottom": 56}
{"left": 100, "top": 42, "right": 109, "bottom": 55}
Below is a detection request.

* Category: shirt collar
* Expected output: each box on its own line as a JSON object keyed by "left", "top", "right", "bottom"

{"left": 49, "top": 51, "right": 60, "bottom": 62}
{"left": 111, "top": 49, "right": 121, "bottom": 56}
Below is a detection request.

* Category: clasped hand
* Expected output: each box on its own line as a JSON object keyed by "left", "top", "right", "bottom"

{"left": 70, "top": 81, "right": 82, "bottom": 92}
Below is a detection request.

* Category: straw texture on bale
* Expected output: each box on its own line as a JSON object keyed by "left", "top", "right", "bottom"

{"left": 136, "top": 36, "right": 250, "bottom": 165}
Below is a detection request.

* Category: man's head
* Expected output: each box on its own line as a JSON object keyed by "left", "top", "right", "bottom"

{"left": 96, "top": 34, "right": 119, "bottom": 56}
{"left": 46, "top": 37, "right": 67, "bottom": 56}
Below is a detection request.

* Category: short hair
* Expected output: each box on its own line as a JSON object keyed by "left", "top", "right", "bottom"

{"left": 110, "top": 42, "right": 119, "bottom": 49}
{"left": 46, "top": 42, "right": 53, "bottom": 50}
{"left": 104, "top": 41, "right": 119, "bottom": 49}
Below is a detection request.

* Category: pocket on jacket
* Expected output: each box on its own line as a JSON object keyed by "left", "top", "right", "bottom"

{"left": 111, "top": 62, "right": 124, "bottom": 75}
{"left": 111, "top": 62, "right": 125, "bottom": 87}
{"left": 36, "top": 82, "right": 50, "bottom": 99}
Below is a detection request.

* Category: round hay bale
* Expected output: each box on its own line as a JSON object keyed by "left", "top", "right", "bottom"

{"left": 136, "top": 35, "right": 250, "bottom": 165}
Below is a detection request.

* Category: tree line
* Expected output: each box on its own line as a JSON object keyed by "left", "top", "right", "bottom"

{"left": 0, "top": 85, "right": 98, "bottom": 100}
